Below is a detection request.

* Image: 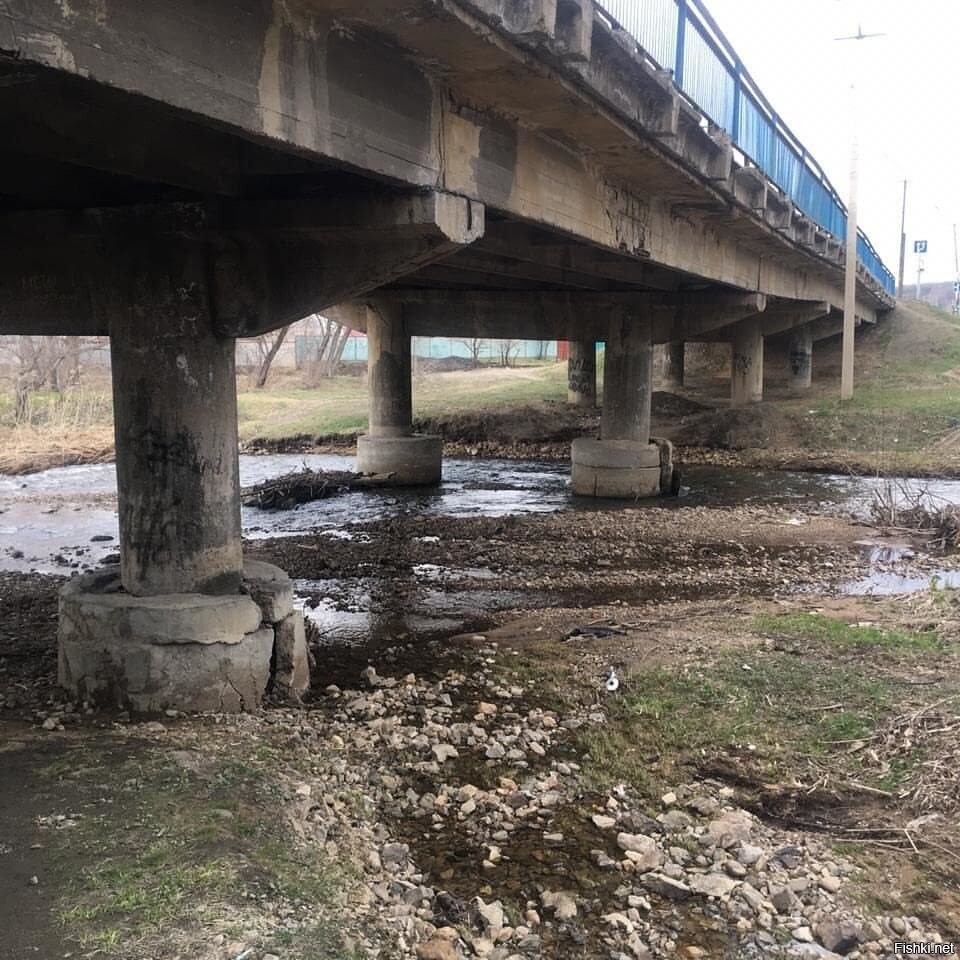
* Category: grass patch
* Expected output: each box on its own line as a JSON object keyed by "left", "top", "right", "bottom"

{"left": 51, "top": 743, "right": 358, "bottom": 959}
{"left": 753, "top": 611, "right": 945, "bottom": 653}
{"left": 576, "top": 650, "right": 897, "bottom": 797}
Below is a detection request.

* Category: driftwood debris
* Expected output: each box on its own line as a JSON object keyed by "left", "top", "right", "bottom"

{"left": 242, "top": 468, "right": 395, "bottom": 510}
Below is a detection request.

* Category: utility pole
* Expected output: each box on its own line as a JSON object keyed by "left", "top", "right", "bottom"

{"left": 835, "top": 20, "right": 884, "bottom": 401}
{"left": 897, "top": 180, "right": 907, "bottom": 297}
{"left": 841, "top": 139, "right": 858, "bottom": 400}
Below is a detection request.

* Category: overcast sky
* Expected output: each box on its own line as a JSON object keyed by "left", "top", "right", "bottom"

{"left": 700, "top": 0, "right": 960, "bottom": 285}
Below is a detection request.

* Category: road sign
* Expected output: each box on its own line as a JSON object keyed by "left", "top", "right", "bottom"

{"left": 914, "top": 240, "right": 928, "bottom": 254}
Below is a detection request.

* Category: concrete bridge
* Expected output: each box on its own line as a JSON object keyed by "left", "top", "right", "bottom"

{"left": 0, "top": 0, "right": 895, "bottom": 711}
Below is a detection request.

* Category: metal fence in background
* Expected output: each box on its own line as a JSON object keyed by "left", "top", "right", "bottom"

{"left": 596, "top": 0, "right": 895, "bottom": 295}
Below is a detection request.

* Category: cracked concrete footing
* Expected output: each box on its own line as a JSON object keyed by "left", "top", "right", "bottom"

{"left": 57, "top": 560, "right": 309, "bottom": 713}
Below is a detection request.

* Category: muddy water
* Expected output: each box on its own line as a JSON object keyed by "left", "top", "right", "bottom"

{"left": 3, "top": 456, "right": 960, "bottom": 618}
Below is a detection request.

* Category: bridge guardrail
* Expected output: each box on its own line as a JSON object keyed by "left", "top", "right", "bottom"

{"left": 596, "top": 0, "right": 896, "bottom": 296}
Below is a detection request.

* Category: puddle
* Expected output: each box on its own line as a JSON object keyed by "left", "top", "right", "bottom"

{"left": 295, "top": 576, "right": 529, "bottom": 648}
{"left": 842, "top": 569, "right": 960, "bottom": 596}
{"left": 838, "top": 539, "right": 960, "bottom": 596}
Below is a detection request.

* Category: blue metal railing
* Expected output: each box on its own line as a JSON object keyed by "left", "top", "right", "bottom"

{"left": 596, "top": 0, "right": 896, "bottom": 296}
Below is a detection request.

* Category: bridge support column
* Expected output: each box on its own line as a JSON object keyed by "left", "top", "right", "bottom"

{"left": 571, "top": 312, "right": 662, "bottom": 497}
{"left": 664, "top": 340, "right": 685, "bottom": 389}
{"left": 357, "top": 301, "right": 441, "bottom": 484}
{"left": 787, "top": 326, "right": 813, "bottom": 391}
{"left": 731, "top": 318, "right": 764, "bottom": 406}
{"left": 57, "top": 244, "right": 308, "bottom": 712}
{"left": 567, "top": 340, "right": 597, "bottom": 406}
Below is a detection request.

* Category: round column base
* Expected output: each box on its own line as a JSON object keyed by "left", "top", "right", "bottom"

{"left": 571, "top": 438, "right": 662, "bottom": 499}
{"left": 58, "top": 561, "right": 309, "bottom": 714}
{"left": 356, "top": 434, "right": 442, "bottom": 485}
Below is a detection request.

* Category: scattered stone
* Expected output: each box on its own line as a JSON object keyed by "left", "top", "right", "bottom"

{"left": 815, "top": 920, "right": 861, "bottom": 955}
{"left": 416, "top": 938, "right": 458, "bottom": 960}
{"left": 688, "top": 873, "right": 740, "bottom": 899}
{"left": 642, "top": 873, "right": 691, "bottom": 900}
{"left": 540, "top": 890, "right": 578, "bottom": 920}
{"left": 432, "top": 743, "right": 459, "bottom": 763}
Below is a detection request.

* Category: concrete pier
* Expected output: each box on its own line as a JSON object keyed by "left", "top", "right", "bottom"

{"left": 731, "top": 318, "right": 764, "bottom": 406}
{"left": 571, "top": 312, "right": 661, "bottom": 498}
{"left": 109, "top": 264, "right": 242, "bottom": 597}
{"left": 357, "top": 301, "right": 442, "bottom": 484}
{"left": 567, "top": 340, "right": 597, "bottom": 406}
{"left": 788, "top": 326, "right": 813, "bottom": 391}
{"left": 57, "top": 247, "right": 308, "bottom": 713}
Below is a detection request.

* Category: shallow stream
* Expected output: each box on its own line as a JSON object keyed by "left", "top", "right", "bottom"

{"left": 3, "top": 456, "right": 960, "bottom": 642}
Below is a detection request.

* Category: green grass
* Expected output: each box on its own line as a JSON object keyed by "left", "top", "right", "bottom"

{"left": 753, "top": 611, "right": 945, "bottom": 653}
{"left": 576, "top": 649, "right": 897, "bottom": 797}
{"left": 52, "top": 745, "right": 358, "bottom": 959}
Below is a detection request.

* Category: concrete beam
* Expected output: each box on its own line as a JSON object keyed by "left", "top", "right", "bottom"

{"left": 691, "top": 301, "right": 831, "bottom": 342}
{"left": 385, "top": 289, "right": 766, "bottom": 342}
{"left": 0, "top": 192, "right": 484, "bottom": 337}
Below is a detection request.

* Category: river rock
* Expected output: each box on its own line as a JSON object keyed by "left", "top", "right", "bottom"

{"left": 541, "top": 889, "right": 578, "bottom": 920}
{"left": 416, "top": 939, "right": 458, "bottom": 960}
{"left": 642, "top": 873, "right": 692, "bottom": 900}
{"left": 815, "top": 920, "right": 861, "bottom": 955}
{"left": 688, "top": 873, "right": 740, "bottom": 899}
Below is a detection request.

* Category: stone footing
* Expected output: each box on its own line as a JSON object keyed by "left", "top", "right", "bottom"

{"left": 356, "top": 434, "right": 442, "bottom": 485}
{"left": 571, "top": 438, "right": 663, "bottom": 498}
{"left": 58, "top": 560, "right": 309, "bottom": 713}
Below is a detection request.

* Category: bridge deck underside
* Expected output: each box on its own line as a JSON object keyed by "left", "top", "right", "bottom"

{"left": 0, "top": 0, "right": 888, "bottom": 343}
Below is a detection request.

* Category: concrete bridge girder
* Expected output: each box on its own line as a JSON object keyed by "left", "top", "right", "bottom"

{"left": 0, "top": 0, "right": 891, "bottom": 314}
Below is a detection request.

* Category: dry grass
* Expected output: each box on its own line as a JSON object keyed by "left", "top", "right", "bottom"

{"left": 0, "top": 424, "right": 115, "bottom": 474}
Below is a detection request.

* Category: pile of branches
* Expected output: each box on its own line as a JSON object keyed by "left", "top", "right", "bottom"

{"left": 859, "top": 697, "right": 960, "bottom": 813}
{"left": 870, "top": 480, "right": 960, "bottom": 549}
{"left": 242, "top": 467, "right": 392, "bottom": 510}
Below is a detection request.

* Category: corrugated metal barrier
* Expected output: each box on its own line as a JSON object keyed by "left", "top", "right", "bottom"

{"left": 596, "top": 0, "right": 895, "bottom": 295}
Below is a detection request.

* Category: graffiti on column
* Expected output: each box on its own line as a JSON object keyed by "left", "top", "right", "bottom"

{"left": 789, "top": 348, "right": 811, "bottom": 377}
{"left": 569, "top": 357, "right": 594, "bottom": 395}
{"left": 732, "top": 352, "right": 753, "bottom": 377}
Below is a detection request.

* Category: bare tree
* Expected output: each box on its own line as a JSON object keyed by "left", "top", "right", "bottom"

{"left": 457, "top": 337, "right": 487, "bottom": 368}
{"left": 300, "top": 313, "right": 353, "bottom": 381}
{"left": 254, "top": 325, "right": 291, "bottom": 388}
{"left": 0, "top": 335, "right": 72, "bottom": 422}
{"left": 494, "top": 339, "right": 520, "bottom": 367}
